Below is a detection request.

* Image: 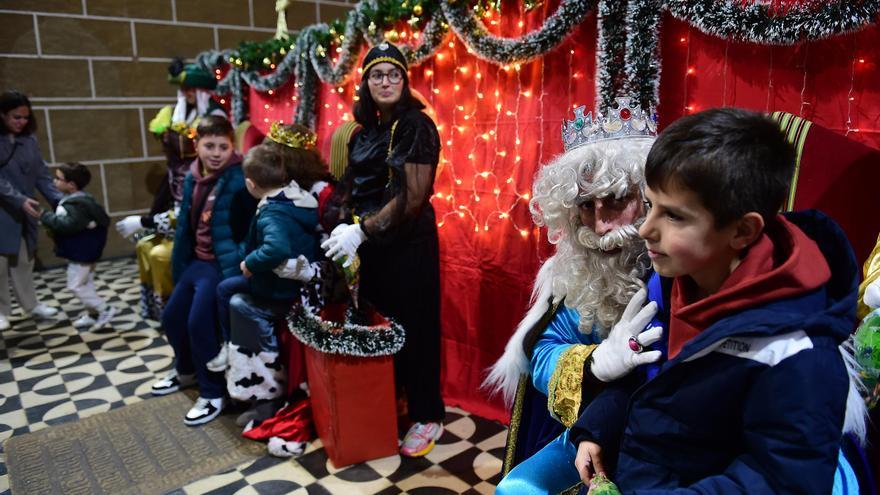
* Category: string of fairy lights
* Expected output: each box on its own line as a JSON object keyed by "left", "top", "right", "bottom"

{"left": 245, "top": 3, "right": 878, "bottom": 238}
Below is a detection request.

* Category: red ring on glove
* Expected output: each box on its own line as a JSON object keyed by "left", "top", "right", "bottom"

{"left": 628, "top": 336, "right": 644, "bottom": 353}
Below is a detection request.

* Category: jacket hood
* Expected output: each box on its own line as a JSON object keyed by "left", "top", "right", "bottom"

{"left": 671, "top": 209, "right": 858, "bottom": 363}
{"left": 263, "top": 195, "right": 318, "bottom": 232}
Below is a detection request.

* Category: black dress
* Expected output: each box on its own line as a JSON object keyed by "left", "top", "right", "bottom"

{"left": 344, "top": 108, "right": 445, "bottom": 423}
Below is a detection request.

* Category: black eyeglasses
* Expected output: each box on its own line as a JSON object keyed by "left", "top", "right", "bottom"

{"left": 368, "top": 69, "right": 403, "bottom": 85}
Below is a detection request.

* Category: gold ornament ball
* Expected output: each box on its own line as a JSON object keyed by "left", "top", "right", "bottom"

{"left": 413, "top": 4, "right": 423, "bottom": 15}
{"left": 387, "top": 30, "right": 400, "bottom": 43}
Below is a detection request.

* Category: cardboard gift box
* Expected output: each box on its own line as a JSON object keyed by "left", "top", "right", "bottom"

{"left": 295, "top": 303, "right": 403, "bottom": 468}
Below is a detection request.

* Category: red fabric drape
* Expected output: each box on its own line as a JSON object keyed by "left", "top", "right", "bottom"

{"left": 246, "top": 5, "right": 880, "bottom": 422}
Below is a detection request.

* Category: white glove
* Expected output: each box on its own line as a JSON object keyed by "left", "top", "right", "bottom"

{"left": 590, "top": 288, "right": 662, "bottom": 383}
{"left": 115, "top": 215, "right": 144, "bottom": 238}
{"left": 273, "top": 255, "right": 317, "bottom": 281}
{"left": 864, "top": 279, "right": 880, "bottom": 309}
{"left": 320, "top": 223, "right": 366, "bottom": 265}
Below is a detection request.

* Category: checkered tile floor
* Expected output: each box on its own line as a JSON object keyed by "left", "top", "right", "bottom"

{"left": 0, "top": 258, "right": 505, "bottom": 494}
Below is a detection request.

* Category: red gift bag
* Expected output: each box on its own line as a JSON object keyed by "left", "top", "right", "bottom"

{"left": 304, "top": 346, "right": 398, "bottom": 467}
{"left": 291, "top": 303, "right": 405, "bottom": 468}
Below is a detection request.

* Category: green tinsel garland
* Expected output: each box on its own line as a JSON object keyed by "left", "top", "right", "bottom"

{"left": 197, "top": 0, "right": 880, "bottom": 127}
{"left": 288, "top": 305, "right": 406, "bottom": 357}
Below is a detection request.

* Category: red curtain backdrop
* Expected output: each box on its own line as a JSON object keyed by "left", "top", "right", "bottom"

{"left": 245, "top": 4, "right": 880, "bottom": 422}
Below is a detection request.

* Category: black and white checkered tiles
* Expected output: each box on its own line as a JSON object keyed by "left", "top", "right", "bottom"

{"left": 0, "top": 259, "right": 505, "bottom": 494}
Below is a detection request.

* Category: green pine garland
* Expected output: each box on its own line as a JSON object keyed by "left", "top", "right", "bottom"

{"left": 288, "top": 305, "right": 406, "bottom": 357}
{"left": 196, "top": 0, "right": 880, "bottom": 126}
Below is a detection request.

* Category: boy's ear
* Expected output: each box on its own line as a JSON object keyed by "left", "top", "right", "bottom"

{"left": 245, "top": 177, "right": 255, "bottom": 189}
{"left": 730, "top": 212, "right": 764, "bottom": 250}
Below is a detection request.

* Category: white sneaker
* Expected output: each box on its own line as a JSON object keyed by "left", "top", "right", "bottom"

{"left": 206, "top": 343, "right": 229, "bottom": 372}
{"left": 400, "top": 422, "right": 444, "bottom": 457}
{"left": 151, "top": 370, "right": 197, "bottom": 396}
{"left": 91, "top": 306, "right": 118, "bottom": 330}
{"left": 29, "top": 304, "right": 58, "bottom": 319}
{"left": 184, "top": 396, "right": 225, "bottom": 426}
{"left": 0, "top": 314, "right": 9, "bottom": 331}
{"left": 72, "top": 313, "right": 97, "bottom": 328}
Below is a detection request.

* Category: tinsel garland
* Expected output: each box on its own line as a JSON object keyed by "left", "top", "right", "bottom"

{"left": 197, "top": 0, "right": 594, "bottom": 124}
{"left": 198, "top": 0, "right": 880, "bottom": 126}
{"left": 665, "top": 0, "right": 880, "bottom": 45}
{"left": 441, "top": 0, "right": 596, "bottom": 65}
{"left": 288, "top": 305, "right": 406, "bottom": 357}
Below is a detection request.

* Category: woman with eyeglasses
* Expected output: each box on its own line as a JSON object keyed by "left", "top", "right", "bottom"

{"left": 320, "top": 42, "right": 445, "bottom": 457}
{"left": 0, "top": 91, "right": 64, "bottom": 330}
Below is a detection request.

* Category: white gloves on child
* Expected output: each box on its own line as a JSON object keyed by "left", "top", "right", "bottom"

{"left": 116, "top": 215, "right": 144, "bottom": 238}
{"left": 321, "top": 223, "right": 366, "bottom": 265}
{"left": 590, "top": 288, "right": 663, "bottom": 383}
{"left": 273, "top": 255, "right": 317, "bottom": 281}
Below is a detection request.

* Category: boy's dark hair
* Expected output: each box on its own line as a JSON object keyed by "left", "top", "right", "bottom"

{"left": 196, "top": 115, "right": 234, "bottom": 139}
{"left": 244, "top": 124, "right": 329, "bottom": 190}
{"left": 645, "top": 108, "right": 795, "bottom": 227}
{"left": 0, "top": 90, "right": 37, "bottom": 135}
{"left": 353, "top": 69, "right": 425, "bottom": 127}
{"left": 58, "top": 162, "right": 91, "bottom": 190}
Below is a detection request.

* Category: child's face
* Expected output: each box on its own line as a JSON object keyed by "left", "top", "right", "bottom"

{"left": 639, "top": 182, "right": 741, "bottom": 294}
{"left": 196, "top": 135, "right": 234, "bottom": 173}
{"left": 53, "top": 170, "right": 77, "bottom": 194}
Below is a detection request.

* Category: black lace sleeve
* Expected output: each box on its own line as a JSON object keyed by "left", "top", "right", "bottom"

{"left": 362, "top": 111, "right": 440, "bottom": 241}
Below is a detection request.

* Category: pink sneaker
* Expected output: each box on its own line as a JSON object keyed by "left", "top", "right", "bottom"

{"left": 400, "top": 422, "right": 443, "bottom": 457}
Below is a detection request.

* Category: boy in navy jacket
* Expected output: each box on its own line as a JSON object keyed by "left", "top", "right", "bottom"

{"left": 40, "top": 163, "right": 115, "bottom": 330}
{"left": 571, "top": 108, "right": 865, "bottom": 494}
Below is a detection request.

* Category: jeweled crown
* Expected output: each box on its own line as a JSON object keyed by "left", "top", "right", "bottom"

{"left": 562, "top": 97, "right": 658, "bottom": 152}
{"left": 268, "top": 121, "right": 317, "bottom": 150}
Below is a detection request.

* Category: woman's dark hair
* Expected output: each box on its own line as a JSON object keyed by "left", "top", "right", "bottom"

{"left": 245, "top": 124, "right": 330, "bottom": 190}
{"left": 352, "top": 69, "right": 425, "bottom": 126}
{"left": 196, "top": 114, "right": 234, "bottom": 139}
{"left": 0, "top": 91, "right": 37, "bottom": 135}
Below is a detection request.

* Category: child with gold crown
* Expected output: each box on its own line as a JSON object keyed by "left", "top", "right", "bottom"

{"left": 210, "top": 121, "right": 331, "bottom": 423}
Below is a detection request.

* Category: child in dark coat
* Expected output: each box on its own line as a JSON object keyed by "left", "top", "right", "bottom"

{"left": 210, "top": 122, "right": 329, "bottom": 413}
{"left": 40, "top": 162, "right": 115, "bottom": 330}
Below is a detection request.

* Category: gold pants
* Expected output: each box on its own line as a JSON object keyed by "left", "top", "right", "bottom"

{"left": 136, "top": 234, "right": 174, "bottom": 298}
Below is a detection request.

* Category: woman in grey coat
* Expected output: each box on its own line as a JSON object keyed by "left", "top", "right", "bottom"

{"left": 0, "top": 91, "right": 63, "bottom": 330}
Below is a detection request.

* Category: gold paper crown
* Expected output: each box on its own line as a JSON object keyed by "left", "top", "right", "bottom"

{"left": 268, "top": 121, "right": 317, "bottom": 150}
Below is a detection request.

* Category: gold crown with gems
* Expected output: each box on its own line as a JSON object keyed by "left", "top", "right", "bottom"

{"left": 268, "top": 121, "right": 317, "bottom": 150}
{"left": 562, "top": 97, "right": 658, "bottom": 152}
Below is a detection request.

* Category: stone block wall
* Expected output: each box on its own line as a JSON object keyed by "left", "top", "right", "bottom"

{"left": 0, "top": 0, "right": 353, "bottom": 267}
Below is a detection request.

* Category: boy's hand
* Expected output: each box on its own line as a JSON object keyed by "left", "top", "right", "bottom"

{"left": 590, "top": 288, "right": 662, "bottom": 382}
{"left": 22, "top": 198, "right": 41, "bottom": 218}
{"left": 273, "top": 255, "right": 316, "bottom": 281}
{"left": 240, "top": 261, "right": 252, "bottom": 278}
{"left": 575, "top": 441, "right": 605, "bottom": 485}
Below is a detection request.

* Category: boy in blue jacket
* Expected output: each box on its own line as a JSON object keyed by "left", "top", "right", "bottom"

{"left": 39, "top": 162, "right": 116, "bottom": 330}
{"left": 571, "top": 108, "right": 864, "bottom": 494}
{"left": 208, "top": 122, "right": 326, "bottom": 396}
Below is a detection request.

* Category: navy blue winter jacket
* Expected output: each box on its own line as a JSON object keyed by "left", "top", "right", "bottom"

{"left": 571, "top": 210, "right": 858, "bottom": 495}
{"left": 242, "top": 191, "right": 318, "bottom": 302}
{"left": 172, "top": 163, "right": 257, "bottom": 282}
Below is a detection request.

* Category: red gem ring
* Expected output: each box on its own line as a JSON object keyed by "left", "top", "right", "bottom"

{"left": 628, "top": 336, "right": 643, "bottom": 353}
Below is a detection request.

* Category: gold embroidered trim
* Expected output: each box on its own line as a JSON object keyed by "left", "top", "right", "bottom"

{"left": 547, "top": 343, "right": 596, "bottom": 429}
{"left": 363, "top": 56, "right": 407, "bottom": 75}
{"left": 502, "top": 375, "right": 528, "bottom": 477}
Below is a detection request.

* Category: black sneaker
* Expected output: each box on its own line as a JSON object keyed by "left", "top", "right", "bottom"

{"left": 151, "top": 370, "right": 196, "bottom": 396}
{"left": 183, "top": 397, "right": 225, "bottom": 426}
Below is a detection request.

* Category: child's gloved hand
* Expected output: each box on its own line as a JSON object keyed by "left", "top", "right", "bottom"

{"left": 273, "top": 255, "right": 316, "bottom": 281}
{"left": 116, "top": 215, "right": 144, "bottom": 238}
{"left": 321, "top": 223, "right": 366, "bottom": 265}
{"left": 590, "top": 288, "right": 662, "bottom": 382}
